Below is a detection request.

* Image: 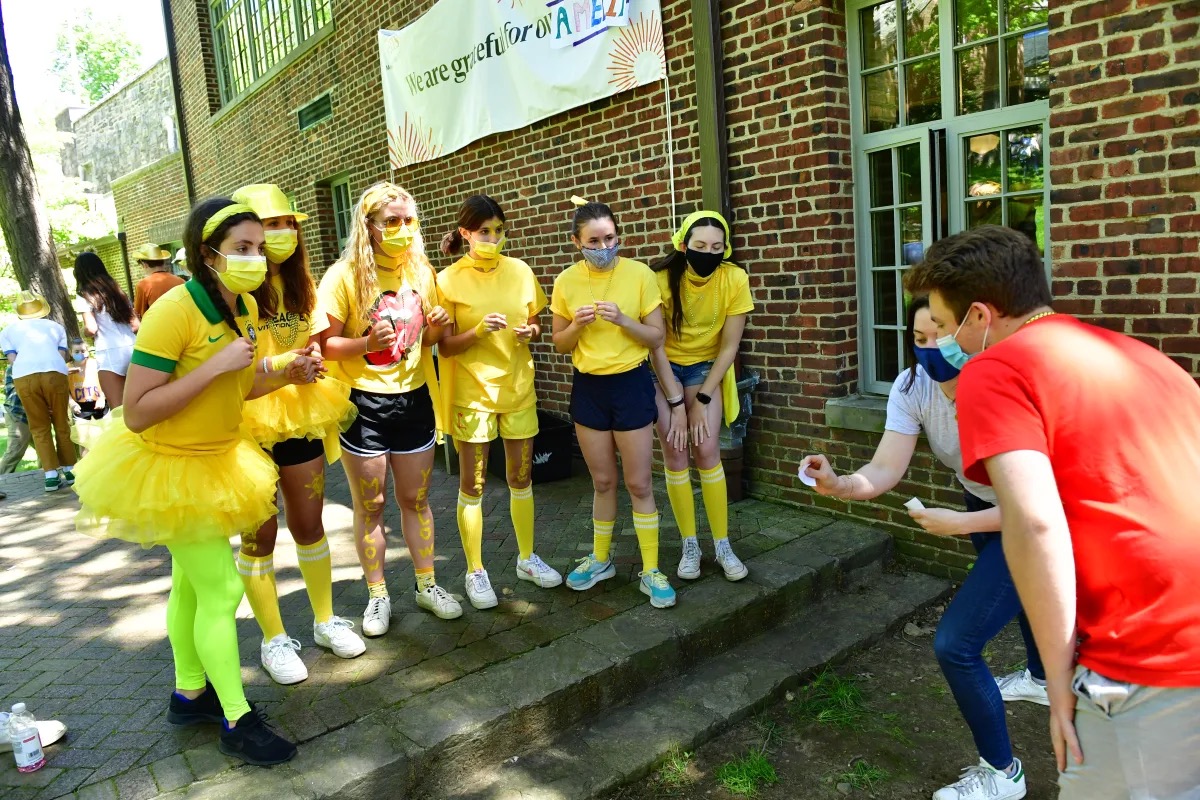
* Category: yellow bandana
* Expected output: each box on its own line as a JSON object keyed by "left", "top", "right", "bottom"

{"left": 671, "top": 210, "right": 732, "bottom": 259}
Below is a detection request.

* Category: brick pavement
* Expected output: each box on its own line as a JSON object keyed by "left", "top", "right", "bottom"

{"left": 0, "top": 450, "right": 828, "bottom": 799}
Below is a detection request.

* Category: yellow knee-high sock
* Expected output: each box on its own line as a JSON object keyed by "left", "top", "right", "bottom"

{"left": 236, "top": 552, "right": 285, "bottom": 641}
{"left": 633, "top": 510, "right": 660, "bottom": 572}
{"left": 699, "top": 463, "right": 730, "bottom": 541}
{"left": 457, "top": 490, "right": 485, "bottom": 572}
{"left": 593, "top": 518, "right": 615, "bottom": 563}
{"left": 664, "top": 469, "right": 697, "bottom": 539}
{"left": 296, "top": 536, "right": 334, "bottom": 624}
{"left": 510, "top": 485, "right": 535, "bottom": 561}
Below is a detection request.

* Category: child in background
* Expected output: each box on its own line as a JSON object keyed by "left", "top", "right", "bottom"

{"left": 67, "top": 339, "right": 107, "bottom": 420}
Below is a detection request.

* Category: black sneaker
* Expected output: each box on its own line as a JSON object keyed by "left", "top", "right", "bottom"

{"left": 166, "top": 683, "right": 224, "bottom": 726}
{"left": 218, "top": 705, "right": 297, "bottom": 766}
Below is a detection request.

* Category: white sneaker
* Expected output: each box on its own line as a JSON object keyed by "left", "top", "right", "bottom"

{"left": 677, "top": 536, "right": 702, "bottom": 580}
{"left": 313, "top": 616, "right": 366, "bottom": 659}
{"left": 0, "top": 718, "right": 66, "bottom": 752}
{"left": 416, "top": 584, "right": 464, "bottom": 619}
{"left": 995, "top": 669, "right": 1050, "bottom": 706}
{"left": 362, "top": 596, "right": 392, "bottom": 638}
{"left": 516, "top": 553, "right": 563, "bottom": 588}
{"left": 933, "top": 758, "right": 1026, "bottom": 800}
{"left": 714, "top": 538, "right": 748, "bottom": 581}
{"left": 260, "top": 634, "right": 307, "bottom": 685}
{"left": 464, "top": 569, "right": 499, "bottom": 610}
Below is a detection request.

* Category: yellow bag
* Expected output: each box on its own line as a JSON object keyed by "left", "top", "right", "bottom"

{"left": 721, "top": 364, "right": 739, "bottom": 428}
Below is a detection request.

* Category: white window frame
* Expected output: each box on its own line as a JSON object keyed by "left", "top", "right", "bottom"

{"left": 330, "top": 178, "right": 352, "bottom": 252}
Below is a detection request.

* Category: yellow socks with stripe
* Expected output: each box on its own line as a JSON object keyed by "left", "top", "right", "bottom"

{"left": 415, "top": 567, "right": 436, "bottom": 593}
{"left": 664, "top": 469, "right": 697, "bottom": 539}
{"left": 633, "top": 511, "right": 660, "bottom": 572}
{"left": 236, "top": 552, "right": 285, "bottom": 642}
{"left": 457, "top": 490, "right": 485, "bottom": 572}
{"left": 593, "top": 518, "right": 615, "bottom": 563}
{"left": 510, "top": 485, "right": 535, "bottom": 561}
{"left": 367, "top": 579, "right": 389, "bottom": 599}
{"left": 296, "top": 536, "right": 334, "bottom": 624}
{"left": 699, "top": 464, "right": 730, "bottom": 541}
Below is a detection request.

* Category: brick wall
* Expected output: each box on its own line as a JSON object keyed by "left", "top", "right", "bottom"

{"left": 112, "top": 153, "right": 191, "bottom": 253}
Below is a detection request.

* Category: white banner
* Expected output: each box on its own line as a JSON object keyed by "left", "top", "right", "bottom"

{"left": 379, "top": 0, "right": 665, "bottom": 169}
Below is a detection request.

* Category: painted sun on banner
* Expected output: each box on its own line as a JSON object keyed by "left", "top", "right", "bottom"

{"left": 380, "top": 0, "right": 664, "bottom": 169}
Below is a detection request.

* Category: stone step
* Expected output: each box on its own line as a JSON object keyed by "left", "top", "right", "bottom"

{"left": 145, "top": 520, "right": 906, "bottom": 800}
{"left": 425, "top": 571, "right": 952, "bottom": 800}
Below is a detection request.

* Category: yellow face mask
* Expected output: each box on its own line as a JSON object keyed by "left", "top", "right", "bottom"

{"left": 264, "top": 229, "right": 298, "bottom": 263}
{"left": 470, "top": 235, "right": 505, "bottom": 264}
{"left": 374, "top": 221, "right": 419, "bottom": 257}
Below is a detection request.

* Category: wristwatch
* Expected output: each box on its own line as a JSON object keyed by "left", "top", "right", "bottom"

{"left": 695, "top": 392, "right": 712, "bottom": 405}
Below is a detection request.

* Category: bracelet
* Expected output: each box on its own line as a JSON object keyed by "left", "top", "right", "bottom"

{"left": 695, "top": 392, "right": 713, "bottom": 405}
{"left": 667, "top": 395, "right": 685, "bottom": 408}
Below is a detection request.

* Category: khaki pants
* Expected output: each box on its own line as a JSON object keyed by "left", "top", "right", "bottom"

{"left": 13, "top": 372, "right": 76, "bottom": 472}
{"left": 1058, "top": 667, "right": 1200, "bottom": 799}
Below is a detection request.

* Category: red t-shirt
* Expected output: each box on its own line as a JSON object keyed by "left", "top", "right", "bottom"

{"left": 958, "top": 315, "right": 1200, "bottom": 687}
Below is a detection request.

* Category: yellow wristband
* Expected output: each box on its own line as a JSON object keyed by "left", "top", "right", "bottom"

{"left": 474, "top": 318, "right": 492, "bottom": 337}
{"left": 269, "top": 352, "right": 300, "bottom": 371}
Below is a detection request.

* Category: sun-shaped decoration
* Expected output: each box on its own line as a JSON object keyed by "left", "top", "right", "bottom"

{"left": 495, "top": 0, "right": 524, "bottom": 6}
{"left": 606, "top": 12, "right": 666, "bottom": 91}
{"left": 388, "top": 112, "right": 444, "bottom": 169}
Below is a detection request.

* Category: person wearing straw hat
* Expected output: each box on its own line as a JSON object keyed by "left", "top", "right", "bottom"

{"left": 229, "top": 182, "right": 364, "bottom": 684}
{"left": 133, "top": 242, "right": 185, "bottom": 317}
{"left": 0, "top": 291, "right": 75, "bottom": 491}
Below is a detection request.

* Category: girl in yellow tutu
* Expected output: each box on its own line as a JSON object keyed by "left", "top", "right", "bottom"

{"left": 437, "top": 195, "right": 563, "bottom": 610}
{"left": 73, "top": 198, "right": 319, "bottom": 766}
{"left": 318, "top": 182, "right": 457, "bottom": 635}
{"left": 229, "top": 184, "right": 364, "bottom": 685}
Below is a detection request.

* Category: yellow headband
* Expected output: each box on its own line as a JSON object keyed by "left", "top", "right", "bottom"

{"left": 202, "top": 203, "right": 256, "bottom": 241}
{"left": 672, "top": 210, "right": 732, "bottom": 259}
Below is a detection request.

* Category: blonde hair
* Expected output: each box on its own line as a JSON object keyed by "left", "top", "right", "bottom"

{"left": 338, "top": 181, "right": 437, "bottom": 329}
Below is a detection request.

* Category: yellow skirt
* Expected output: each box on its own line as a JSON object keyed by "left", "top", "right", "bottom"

{"left": 242, "top": 377, "right": 356, "bottom": 450}
{"left": 73, "top": 420, "right": 278, "bottom": 547}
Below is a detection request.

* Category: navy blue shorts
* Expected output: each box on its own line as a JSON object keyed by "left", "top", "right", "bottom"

{"left": 570, "top": 364, "right": 657, "bottom": 432}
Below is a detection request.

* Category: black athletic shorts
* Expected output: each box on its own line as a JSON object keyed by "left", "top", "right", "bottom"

{"left": 270, "top": 436, "right": 325, "bottom": 467}
{"left": 339, "top": 385, "right": 436, "bottom": 457}
{"left": 570, "top": 363, "right": 657, "bottom": 431}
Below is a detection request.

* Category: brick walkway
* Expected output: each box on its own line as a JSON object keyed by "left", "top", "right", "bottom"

{"left": 0, "top": 450, "right": 825, "bottom": 800}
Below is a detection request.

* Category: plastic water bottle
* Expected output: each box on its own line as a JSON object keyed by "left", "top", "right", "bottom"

{"left": 7, "top": 703, "right": 46, "bottom": 772}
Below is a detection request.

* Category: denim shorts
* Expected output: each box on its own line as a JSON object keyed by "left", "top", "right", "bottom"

{"left": 652, "top": 360, "right": 714, "bottom": 388}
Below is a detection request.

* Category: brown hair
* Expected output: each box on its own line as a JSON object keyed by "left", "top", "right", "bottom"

{"left": 441, "top": 194, "right": 507, "bottom": 256}
{"left": 570, "top": 201, "right": 619, "bottom": 240}
{"left": 252, "top": 225, "right": 316, "bottom": 319}
{"left": 650, "top": 217, "right": 730, "bottom": 338}
{"left": 73, "top": 252, "right": 135, "bottom": 325}
{"left": 903, "top": 225, "right": 1051, "bottom": 323}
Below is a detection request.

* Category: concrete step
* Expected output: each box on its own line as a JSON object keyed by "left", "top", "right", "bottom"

{"left": 425, "top": 571, "right": 952, "bottom": 800}
{"left": 147, "top": 521, "right": 914, "bottom": 800}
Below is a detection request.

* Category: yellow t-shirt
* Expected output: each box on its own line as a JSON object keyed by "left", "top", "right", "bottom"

{"left": 256, "top": 275, "right": 328, "bottom": 357}
{"left": 550, "top": 257, "right": 662, "bottom": 375}
{"left": 658, "top": 263, "right": 754, "bottom": 365}
{"left": 437, "top": 255, "right": 547, "bottom": 412}
{"left": 127, "top": 280, "right": 260, "bottom": 455}
{"left": 317, "top": 258, "right": 440, "bottom": 395}
{"left": 68, "top": 358, "right": 103, "bottom": 404}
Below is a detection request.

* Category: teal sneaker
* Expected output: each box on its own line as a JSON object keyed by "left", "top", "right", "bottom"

{"left": 62, "top": 468, "right": 75, "bottom": 487}
{"left": 44, "top": 474, "right": 63, "bottom": 493}
{"left": 566, "top": 554, "right": 616, "bottom": 591}
{"left": 639, "top": 569, "right": 676, "bottom": 608}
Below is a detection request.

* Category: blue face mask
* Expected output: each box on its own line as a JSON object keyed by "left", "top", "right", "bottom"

{"left": 936, "top": 315, "right": 973, "bottom": 370}
{"left": 72, "top": 352, "right": 86, "bottom": 363}
{"left": 580, "top": 242, "right": 619, "bottom": 269}
{"left": 913, "top": 346, "right": 961, "bottom": 382}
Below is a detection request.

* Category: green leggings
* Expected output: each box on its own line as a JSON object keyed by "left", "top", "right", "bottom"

{"left": 166, "top": 539, "right": 251, "bottom": 721}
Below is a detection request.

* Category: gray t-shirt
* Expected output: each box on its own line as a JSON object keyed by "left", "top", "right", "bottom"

{"left": 885, "top": 365, "right": 997, "bottom": 504}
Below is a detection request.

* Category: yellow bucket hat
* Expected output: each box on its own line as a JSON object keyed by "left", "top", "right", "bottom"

{"left": 671, "top": 210, "right": 732, "bottom": 259}
{"left": 16, "top": 291, "right": 50, "bottom": 320}
{"left": 131, "top": 243, "right": 172, "bottom": 262}
{"left": 231, "top": 183, "right": 308, "bottom": 222}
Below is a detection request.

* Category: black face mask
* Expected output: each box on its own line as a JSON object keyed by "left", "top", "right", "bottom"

{"left": 685, "top": 249, "right": 722, "bottom": 278}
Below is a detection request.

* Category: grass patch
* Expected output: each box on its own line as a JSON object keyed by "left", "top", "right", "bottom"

{"left": 838, "top": 761, "right": 889, "bottom": 790}
{"left": 657, "top": 747, "right": 693, "bottom": 789}
{"left": 716, "top": 751, "right": 778, "bottom": 797}
{"left": 884, "top": 724, "right": 913, "bottom": 746}
{"left": 790, "top": 669, "right": 867, "bottom": 730}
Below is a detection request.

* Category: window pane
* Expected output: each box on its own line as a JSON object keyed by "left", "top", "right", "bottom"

{"left": 1006, "top": 127, "right": 1043, "bottom": 191}
{"left": 898, "top": 143, "right": 922, "bottom": 204}
{"left": 1005, "top": 0, "right": 1047, "bottom": 30}
{"left": 1006, "top": 195, "right": 1043, "bottom": 250}
{"left": 905, "top": 0, "right": 940, "bottom": 57}
{"left": 957, "top": 43, "right": 1000, "bottom": 114}
{"left": 965, "top": 132, "right": 1001, "bottom": 190}
{"left": 1005, "top": 29, "right": 1049, "bottom": 106}
{"left": 901, "top": 206, "right": 924, "bottom": 264}
{"left": 905, "top": 57, "right": 942, "bottom": 124}
{"left": 865, "top": 70, "right": 900, "bottom": 133}
{"left": 869, "top": 150, "right": 895, "bottom": 207}
{"left": 874, "top": 270, "right": 900, "bottom": 326}
{"left": 965, "top": 197, "right": 1003, "bottom": 227}
{"left": 955, "top": 0, "right": 998, "bottom": 43}
{"left": 861, "top": 2, "right": 898, "bottom": 68}
{"left": 874, "top": 328, "right": 902, "bottom": 384}
{"left": 872, "top": 210, "right": 898, "bottom": 269}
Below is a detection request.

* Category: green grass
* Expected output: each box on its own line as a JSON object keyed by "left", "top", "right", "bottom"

{"left": 715, "top": 751, "right": 778, "bottom": 797}
{"left": 657, "top": 747, "right": 693, "bottom": 789}
{"left": 790, "top": 669, "right": 868, "bottom": 730}
{"left": 838, "top": 761, "right": 889, "bottom": 790}
{"left": 884, "top": 724, "right": 914, "bottom": 746}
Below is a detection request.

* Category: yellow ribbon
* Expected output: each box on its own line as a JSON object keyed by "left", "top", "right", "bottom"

{"left": 671, "top": 210, "right": 732, "bottom": 259}
{"left": 202, "top": 203, "right": 256, "bottom": 241}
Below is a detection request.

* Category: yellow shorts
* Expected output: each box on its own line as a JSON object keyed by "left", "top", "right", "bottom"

{"left": 451, "top": 405, "right": 539, "bottom": 444}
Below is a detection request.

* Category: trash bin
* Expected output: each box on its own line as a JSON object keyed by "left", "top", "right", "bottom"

{"left": 487, "top": 411, "right": 574, "bottom": 484}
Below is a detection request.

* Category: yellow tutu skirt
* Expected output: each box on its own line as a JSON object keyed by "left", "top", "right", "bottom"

{"left": 73, "top": 419, "right": 278, "bottom": 547}
{"left": 242, "top": 377, "right": 356, "bottom": 451}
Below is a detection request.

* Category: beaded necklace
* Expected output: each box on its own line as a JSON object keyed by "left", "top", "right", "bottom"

{"left": 681, "top": 271, "right": 721, "bottom": 336}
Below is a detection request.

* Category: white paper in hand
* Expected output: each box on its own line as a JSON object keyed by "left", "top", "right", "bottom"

{"left": 797, "top": 465, "right": 817, "bottom": 487}
{"left": 903, "top": 497, "right": 926, "bottom": 511}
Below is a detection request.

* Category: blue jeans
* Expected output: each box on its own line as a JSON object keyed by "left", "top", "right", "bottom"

{"left": 933, "top": 491, "right": 1044, "bottom": 770}
{"left": 651, "top": 360, "right": 714, "bottom": 388}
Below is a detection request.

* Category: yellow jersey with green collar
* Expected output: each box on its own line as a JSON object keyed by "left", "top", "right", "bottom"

{"left": 658, "top": 263, "right": 753, "bottom": 365}
{"left": 128, "top": 280, "right": 260, "bottom": 455}
{"left": 437, "top": 254, "right": 547, "bottom": 412}
{"left": 550, "top": 257, "right": 661, "bottom": 375}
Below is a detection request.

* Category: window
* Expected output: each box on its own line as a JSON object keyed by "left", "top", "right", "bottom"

{"left": 849, "top": 0, "right": 1048, "bottom": 393}
{"left": 210, "top": 0, "right": 334, "bottom": 106}
{"left": 330, "top": 178, "right": 352, "bottom": 252}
